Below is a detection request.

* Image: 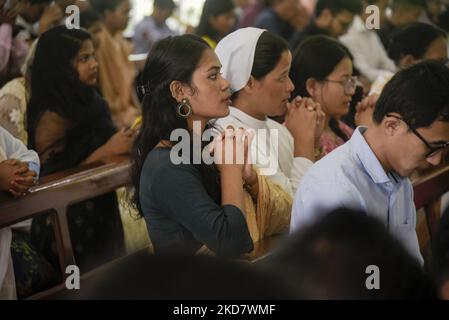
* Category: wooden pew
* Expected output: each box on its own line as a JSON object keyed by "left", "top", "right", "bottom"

{"left": 412, "top": 163, "right": 449, "bottom": 263}
{"left": 1, "top": 158, "right": 448, "bottom": 299}
{"left": 0, "top": 156, "right": 131, "bottom": 299}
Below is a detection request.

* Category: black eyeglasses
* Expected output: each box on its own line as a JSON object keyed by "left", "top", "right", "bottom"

{"left": 386, "top": 114, "right": 449, "bottom": 158}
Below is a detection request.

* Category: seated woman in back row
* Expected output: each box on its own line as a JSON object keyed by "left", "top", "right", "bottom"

{"left": 27, "top": 26, "right": 135, "bottom": 272}
{"left": 290, "top": 36, "right": 357, "bottom": 158}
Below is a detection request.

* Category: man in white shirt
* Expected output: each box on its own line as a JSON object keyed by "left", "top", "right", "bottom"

{"left": 291, "top": 61, "right": 449, "bottom": 265}
{"left": 340, "top": 1, "right": 396, "bottom": 83}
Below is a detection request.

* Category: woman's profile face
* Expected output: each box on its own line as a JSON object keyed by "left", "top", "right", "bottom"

{"left": 209, "top": 10, "right": 236, "bottom": 38}
{"left": 314, "top": 57, "right": 354, "bottom": 119}
{"left": 252, "top": 50, "right": 295, "bottom": 117}
{"left": 184, "top": 48, "right": 231, "bottom": 121}
{"left": 75, "top": 39, "right": 99, "bottom": 86}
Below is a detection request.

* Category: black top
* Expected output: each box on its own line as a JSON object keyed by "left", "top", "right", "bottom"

{"left": 28, "top": 92, "right": 116, "bottom": 175}
{"left": 139, "top": 148, "right": 254, "bottom": 257}
{"left": 290, "top": 21, "right": 330, "bottom": 53}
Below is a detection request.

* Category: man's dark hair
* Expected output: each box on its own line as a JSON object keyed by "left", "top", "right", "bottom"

{"left": 373, "top": 61, "right": 449, "bottom": 128}
{"left": 264, "top": 208, "right": 437, "bottom": 299}
{"left": 315, "top": 0, "right": 363, "bottom": 17}
{"left": 154, "top": 0, "right": 176, "bottom": 10}
{"left": 387, "top": 22, "right": 447, "bottom": 65}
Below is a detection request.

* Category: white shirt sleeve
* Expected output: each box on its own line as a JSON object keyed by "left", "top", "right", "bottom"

{"left": 341, "top": 32, "right": 395, "bottom": 83}
{"left": 0, "top": 126, "right": 40, "bottom": 172}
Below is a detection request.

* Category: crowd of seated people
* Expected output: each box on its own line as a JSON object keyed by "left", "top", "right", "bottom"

{"left": 0, "top": 0, "right": 449, "bottom": 300}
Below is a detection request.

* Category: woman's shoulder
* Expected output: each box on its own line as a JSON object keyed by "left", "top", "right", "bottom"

{"left": 142, "top": 147, "right": 199, "bottom": 178}
{"left": 140, "top": 147, "right": 205, "bottom": 196}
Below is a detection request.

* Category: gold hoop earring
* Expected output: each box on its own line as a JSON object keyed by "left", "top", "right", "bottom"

{"left": 176, "top": 98, "right": 193, "bottom": 118}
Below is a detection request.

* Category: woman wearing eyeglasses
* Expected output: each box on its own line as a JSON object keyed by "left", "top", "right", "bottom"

{"left": 290, "top": 35, "right": 357, "bottom": 158}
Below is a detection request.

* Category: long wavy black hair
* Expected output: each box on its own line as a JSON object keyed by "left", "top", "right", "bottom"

{"left": 27, "top": 26, "right": 116, "bottom": 174}
{"left": 130, "top": 34, "right": 221, "bottom": 216}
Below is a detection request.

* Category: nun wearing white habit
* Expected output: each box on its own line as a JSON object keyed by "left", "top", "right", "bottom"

{"left": 214, "top": 27, "right": 324, "bottom": 196}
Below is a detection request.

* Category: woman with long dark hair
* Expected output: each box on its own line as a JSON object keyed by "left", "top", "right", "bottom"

{"left": 290, "top": 35, "right": 356, "bottom": 158}
{"left": 27, "top": 26, "right": 134, "bottom": 271}
{"left": 196, "top": 0, "right": 236, "bottom": 49}
{"left": 130, "top": 34, "right": 254, "bottom": 256}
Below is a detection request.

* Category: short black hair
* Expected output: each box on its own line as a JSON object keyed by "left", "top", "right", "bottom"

{"left": 264, "top": 208, "right": 437, "bottom": 299}
{"left": 373, "top": 61, "right": 449, "bottom": 128}
{"left": 315, "top": 0, "right": 363, "bottom": 17}
{"left": 154, "top": 0, "right": 176, "bottom": 10}
{"left": 388, "top": 22, "right": 447, "bottom": 65}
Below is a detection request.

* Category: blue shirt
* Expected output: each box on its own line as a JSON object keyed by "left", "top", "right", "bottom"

{"left": 133, "top": 16, "right": 177, "bottom": 54}
{"left": 254, "top": 8, "right": 295, "bottom": 41}
{"left": 290, "top": 127, "right": 423, "bottom": 265}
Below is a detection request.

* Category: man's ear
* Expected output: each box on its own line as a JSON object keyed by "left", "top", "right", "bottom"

{"left": 383, "top": 113, "right": 402, "bottom": 136}
{"left": 305, "top": 78, "right": 318, "bottom": 99}
{"left": 169, "top": 80, "right": 186, "bottom": 102}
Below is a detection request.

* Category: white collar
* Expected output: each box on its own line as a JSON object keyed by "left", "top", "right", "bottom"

{"left": 229, "top": 106, "right": 267, "bottom": 130}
